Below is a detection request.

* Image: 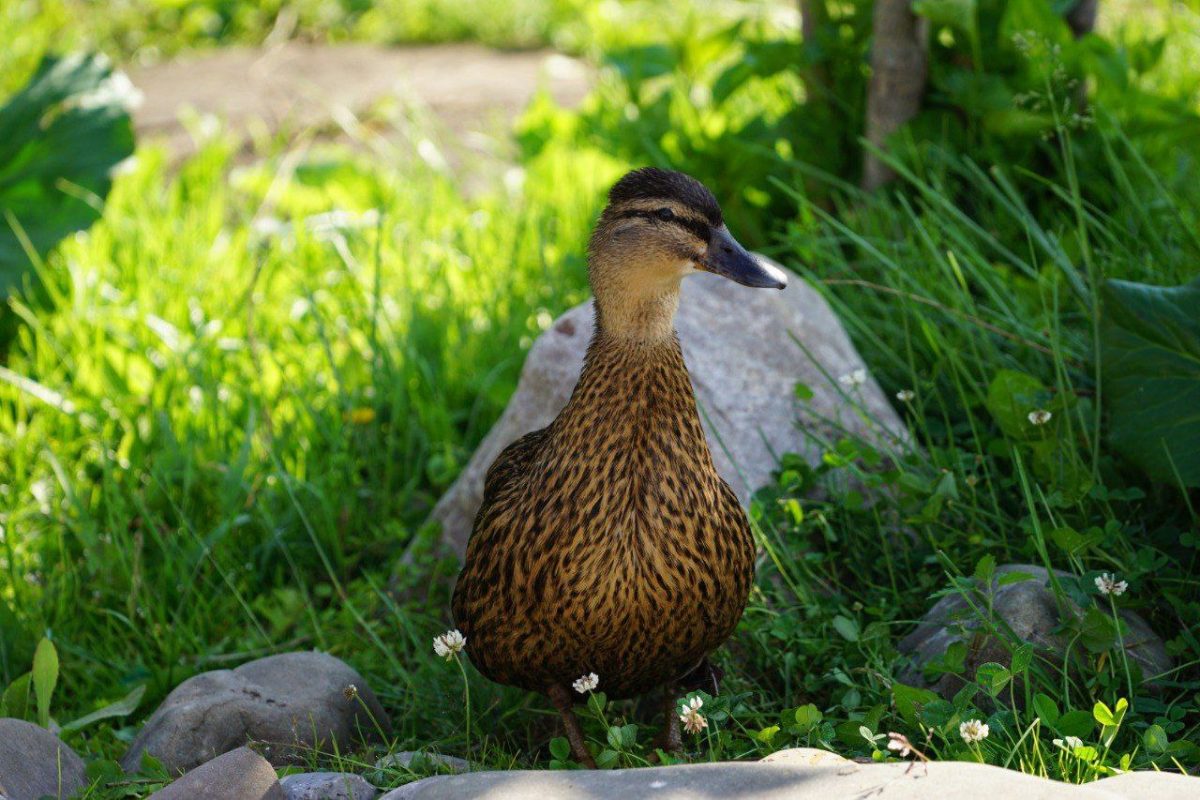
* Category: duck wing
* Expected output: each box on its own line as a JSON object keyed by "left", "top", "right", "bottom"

{"left": 481, "top": 425, "right": 551, "bottom": 504}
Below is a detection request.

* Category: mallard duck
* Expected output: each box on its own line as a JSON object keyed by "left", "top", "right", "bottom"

{"left": 451, "top": 167, "right": 787, "bottom": 767}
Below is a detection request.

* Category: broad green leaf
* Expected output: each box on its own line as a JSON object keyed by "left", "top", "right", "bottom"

{"left": 1143, "top": 724, "right": 1169, "bottom": 755}
{"left": 588, "top": 691, "right": 607, "bottom": 716}
{"left": 985, "top": 370, "right": 1050, "bottom": 439}
{"left": 549, "top": 737, "right": 571, "bottom": 761}
{"left": 62, "top": 684, "right": 145, "bottom": 731}
{"left": 918, "top": 698, "right": 956, "bottom": 729}
{"left": 974, "top": 554, "right": 996, "bottom": 585}
{"left": 997, "top": 571, "right": 1036, "bottom": 586}
{"left": 1033, "top": 693, "right": 1059, "bottom": 727}
{"left": 974, "top": 662, "right": 1011, "bottom": 697}
{"left": 0, "top": 53, "right": 136, "bottom": 298}
{"left": 1049, "top": 526, "right": 1090, "bottom": 554}
{"left": 1079, "top": 608, "right": 1120, "bottom": 653}
{"left": 892, "top": 682, "right": 939, "bottom": 726}
{"left": 832, "top": 615, "right": 859, "bottom": 642}
{"left": 32, "top": 637, "right": 58, "bottom": 728}
{"left": 794, "top": 703, "right": 823, "bottom": 730}
{"left": 1, "top": 672, "right": 32, "bottom": 720}
{"left": 755, "top": 725, "right": 780, "bottom": 743}
{"left": 858, "top": 725, "right": 881, "bottom": 746}
{"left": 1057, "top": 710, "right": 1094, "bottom": 739}
{"left": 951, "top": 682, "right": 977, "bottom": 710}
{"left": 1101, "top": 278, "right": 1200, "bottom": 487}
{"left": 1011, "top": 643, "right": 1033, "bottom": 675}
{"left": 1093, "top": 700, "right": 1116, "bottom": 726}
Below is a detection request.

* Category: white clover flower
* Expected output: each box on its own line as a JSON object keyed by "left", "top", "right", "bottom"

{"left": 895, "top": 389, "right": 915, "bottom": 403}
{"left": 433, "top": 629, "right": 466, "bottom": 660}
{"left": 886, "top": 732, "right": 912, "bottom": 757}
{"left": 1095, "top": 573, "right": 1128, "bottom": 597}
{"left": 572, "top": 672, "right": 599, "bottom": 694}
{"left": 1053, "top": 736, "right": 1084, "bottom": 749}
{"left": 959, "top": 719, "right": 989, "bottom": 744}
{"left": 679, "top": 696, "right": 707, "bottom": 735}
{"left": 1028, "top": 409, "right": 1052, "bottom": 426}
{"left": 839, "top": 369, "right": 867, "bottom": 388}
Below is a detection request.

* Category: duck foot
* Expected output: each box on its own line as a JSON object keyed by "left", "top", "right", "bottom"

{"left": 548, "top": 684, "right": 597, "bottom": 769}
{"left": 647, "top": 685, "right": 683, "bottom": 763}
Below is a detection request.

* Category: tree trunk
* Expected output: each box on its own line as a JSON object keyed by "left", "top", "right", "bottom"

{"left": 797, "top": 0, "right": 831, "bottom": 103}
{"left": 1067, "top": 0, "right": 1099, "bottom": 38}
{"left": 862, "top": 0, "right": 928, "bottom": 191}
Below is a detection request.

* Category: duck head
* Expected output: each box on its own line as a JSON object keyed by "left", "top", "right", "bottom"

{"left": 588, "top": 167, "right": 787, "bottom": 340}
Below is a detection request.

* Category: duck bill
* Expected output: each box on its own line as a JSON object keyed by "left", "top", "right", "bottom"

{"left": 699, "top": 226, "right": 788, "bottom": 289}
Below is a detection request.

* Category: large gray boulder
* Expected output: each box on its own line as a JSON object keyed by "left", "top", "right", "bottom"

{"left": 122, "top": 651, "right": 390, "bottom": 775}
{"left": 899, "top": 564, "right": 1171, "bottom": 698}
{"left": 0, "top": 718, "right": 88, "bottom": 800}
{"left": 147, "top": 747, "right": 284, "bottom": 799}
{"left": 377, "top": 753, "right": 1198, "bottom": 799}
{"left": 431, "top": 266, "right": 908, "bottom": 557}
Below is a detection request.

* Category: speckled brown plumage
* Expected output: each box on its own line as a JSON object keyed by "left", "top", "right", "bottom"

{"left": 451, "top": 167, "right": 786, "bottom": 763}
{"left": 453, "top": 330, "right": 755, "bottom": 699}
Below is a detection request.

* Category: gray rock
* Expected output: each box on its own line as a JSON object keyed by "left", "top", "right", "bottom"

{"left": 430, "top": 265, "right": 909, "bottom": 558}
{"left": 147, "top": 747, "right": 284, "bottom": 799}
{"left": 281, "top": 771, "right": 378, "bottom": 800}
{"left": 375, "top": 757, "right": 1199, "bottom": 799}
{"left": 899, "top": 564, "right": 1171, "bottom": 698}
{"left": 123, "top": 651, "right": 390, "bottom": 774}
{"left": 376, "top": 751, "right": 470, "bottom": 774}
{"left": 0, "top": 718, "right": 88, "bottom": 800}
{"left": 758, "top": 747, "right": 848, "bottom": 767}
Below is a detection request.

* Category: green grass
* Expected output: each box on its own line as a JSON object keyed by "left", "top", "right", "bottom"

{"left": 2, "top": 0, "right": 1200, "bottom": 795}
{"left": 0, "top": 120, "right": 627, "bottom": 770}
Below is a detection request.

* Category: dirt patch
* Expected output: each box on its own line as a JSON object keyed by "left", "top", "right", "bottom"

{"left": 127, "top": 42, "right": 589, "bottom": 159}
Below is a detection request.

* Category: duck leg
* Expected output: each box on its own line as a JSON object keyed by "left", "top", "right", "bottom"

{"left": 547, "top": 684, "right": 597, "bottom": 769}
{"left": 647, "top": 685, "right": 683, "bottom": 761}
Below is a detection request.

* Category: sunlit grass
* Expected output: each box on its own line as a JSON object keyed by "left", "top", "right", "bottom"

{"left": 0, "top": 117, "right": 625, "bottom": 755}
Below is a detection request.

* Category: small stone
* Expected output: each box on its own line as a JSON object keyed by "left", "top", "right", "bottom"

{"left": 899, "top": 564, "right": 1171, "bottom": 699}
{"left": 122, "top": 651, "right": 390, "bottom": 774}
{"left": 376, "top": 751, "right": 469, "bottom": 774}
{"left": 281, "top": 771, "right": 378, "bottom": 800}
{"left": 429, "top": 265, "right": 907, "bottom": 558}
{"left": 146, "top": 747, "right": 284, "bottom": 799}
{"left": 0, "top": 718, "right": 88, "bottom": 800}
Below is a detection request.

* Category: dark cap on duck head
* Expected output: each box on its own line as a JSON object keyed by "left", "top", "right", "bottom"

{"left": 598, "top": 167, "right": 788, "bottom": 290}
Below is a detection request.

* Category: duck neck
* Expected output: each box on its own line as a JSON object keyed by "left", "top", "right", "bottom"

{"left": 566, "top": 314, "right": 712, "bottom": 470}
{"left": 592, "top": 278, "right": 682, "bottom": 345}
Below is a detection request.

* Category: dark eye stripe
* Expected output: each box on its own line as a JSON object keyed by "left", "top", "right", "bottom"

{"left": 614, "top": 209, "right": 711, "bottom": 241}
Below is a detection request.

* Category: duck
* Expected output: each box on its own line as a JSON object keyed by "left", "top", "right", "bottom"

{"left": 451, "top": 167, "right": 788, "bottom": 767}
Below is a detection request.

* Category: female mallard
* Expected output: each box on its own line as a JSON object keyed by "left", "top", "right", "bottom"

{"left": 451, "top": 167, "right": 787, "bottom": 767}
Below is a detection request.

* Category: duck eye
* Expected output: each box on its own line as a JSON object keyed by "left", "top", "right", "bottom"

{"left": 655, "top": 207, "right": 675, "bottom": 222}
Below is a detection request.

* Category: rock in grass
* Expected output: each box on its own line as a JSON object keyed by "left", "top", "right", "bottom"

{"left": 147, "top": 746, "right": 284, "bottom": 799}
{"left": 374, "top": 757, "right": 1200, "bottom": 799}
{"left": 899, "top": 564, "right": 1171, "bottom": 699}
{"left": 430, "top": 266, "right": 908, "bottom": 558}
{"left": 122, "top": 651, "right": 390, "bottom": 774}
{"left": 0, "top": 718, "right": 88, "bottom": 800}
{"left": 376, "top": 751, "right": 470, "bottom": 774}
{"left": 281, "top": 771, "right": 379, "bottom": 800}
